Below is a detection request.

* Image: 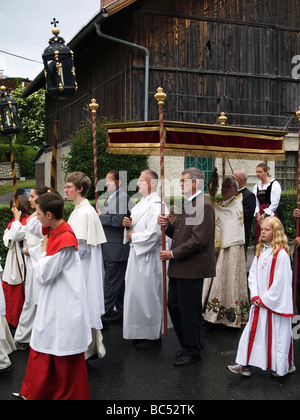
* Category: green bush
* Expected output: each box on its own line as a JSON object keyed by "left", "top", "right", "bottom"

{"left": 63, "top": 119, "right": 149, "bottom": 200}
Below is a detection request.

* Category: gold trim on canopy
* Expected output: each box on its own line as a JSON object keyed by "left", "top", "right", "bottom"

{"left": 105, "top": 120, "right": 287, "bottom": 161}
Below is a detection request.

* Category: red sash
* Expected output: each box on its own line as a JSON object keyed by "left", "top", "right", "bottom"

{"left": 46, "top": 221, "right": 78, "bottom": 257}
{"left": 7, "top": 216, "right": 30, "bottom": 230}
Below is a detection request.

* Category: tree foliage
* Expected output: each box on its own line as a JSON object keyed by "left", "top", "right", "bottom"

{"left": 63, "top": 118, "right": 149, "bottom": 200}
{"left": 0, "top": 84, "right": 45, "bottom": 149}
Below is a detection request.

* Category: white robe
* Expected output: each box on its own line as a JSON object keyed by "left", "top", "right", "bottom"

{"left": 235, "top": 246, "right": 294, "bottom": 376}
{"left": 123, "top": 192, "right": 164, "bottom": 340}
{"left": 10, "top": 218, "right": 43, "bottom": 344}
{"left": 68, "top": 199, "right": 107, "bottom": 358}
{"left": 31, "top": 247, "right": 92, "bottom": 357}
{"left": 2, "top": 224, "right": 28, "bottom": 286}
{"left": 68, "top": 199, "right": 106, "bottom": 329}
{"left": 0, "top": 268, "right": 16, "bottom": 369}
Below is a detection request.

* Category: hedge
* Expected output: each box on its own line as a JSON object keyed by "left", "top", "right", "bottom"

{"left": 0, "top": 191, "right": 297, "bottom": 268}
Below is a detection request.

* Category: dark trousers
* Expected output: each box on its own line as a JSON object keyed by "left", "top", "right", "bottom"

{"left": 168, "top": 277, "right": 204, "bottom": 357}
{"left": 102, "top": 261, "right": 127, "bottom": 323}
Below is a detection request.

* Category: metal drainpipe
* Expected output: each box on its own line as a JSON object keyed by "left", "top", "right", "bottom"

{"left": 95, "top": 21, "right": 149, "bottom": 122}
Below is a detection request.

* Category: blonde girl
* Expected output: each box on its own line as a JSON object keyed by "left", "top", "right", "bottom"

{"left": 228, "top": 217, "right": 295, "bottom": 377}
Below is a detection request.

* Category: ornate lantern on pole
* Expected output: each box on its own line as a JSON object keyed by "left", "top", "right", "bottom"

{"left": 42, "top": 18, "right": 78, "bottom": 100}
{"left": 0, "top": 85, "right": 21, "bottom": 205}
{"left": 42, "top": 18, "right": 78, "bottom": 192}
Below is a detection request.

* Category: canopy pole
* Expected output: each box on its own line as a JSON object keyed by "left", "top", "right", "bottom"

{"left": 9, "top": 136, "right": 18, "bottom": 207}
{"left": 89, "top": 98, "right": 99, "bottom": 211}
{"left": 294, "top": 106, "right": 300, "bottom": 313}
{"left": 154, "top": 87, "right": 168, "bottom": 336}
{"left": 50, "top": 102, "right": 59, "bottom": 193}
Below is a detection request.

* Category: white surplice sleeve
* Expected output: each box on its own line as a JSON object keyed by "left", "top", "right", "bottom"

{"left": 248, "top": 255, "right": 259, "bottom": 302}
{"left": 36, "top": 249, "right": 68, "bottom": 286}
{"left": 264, "top": 180, "right": 281, "bottom": 216}
{"left": 261, "top": 250, "right": 293, "bottom": 316}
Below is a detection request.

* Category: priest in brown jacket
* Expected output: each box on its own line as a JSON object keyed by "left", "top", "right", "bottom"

{"left": 158, "top": 168, "right": 216, "bottom": 367}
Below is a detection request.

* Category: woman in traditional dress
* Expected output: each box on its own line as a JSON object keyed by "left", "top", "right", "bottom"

{"left": 253, "top": 162, "right": 282, "bottom": 246}
{"left": 202, "top": 177, "right": 249, "bottom": 328}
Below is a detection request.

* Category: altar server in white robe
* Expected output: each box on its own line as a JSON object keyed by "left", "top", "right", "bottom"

{"left": 0, "top": 263, "right": 16, "bottom": 374}
{"left": 9, "top": 187, "right": 48, "bottom": 347}
{"left": 123, "top": 170, "right": 166, "bottom": 350}
{"left": 65, "top": 172, "right": 107, "bottom": 360}
{"left": 228, "top": 217, "right": 295, "bottom": 378}
{"left": 13, "top": 193, "right": 92, "bottom": 400}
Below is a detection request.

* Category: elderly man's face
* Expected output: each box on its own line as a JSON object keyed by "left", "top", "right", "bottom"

{"left": 221, "top": 179, "right": 236, "bottom": 201}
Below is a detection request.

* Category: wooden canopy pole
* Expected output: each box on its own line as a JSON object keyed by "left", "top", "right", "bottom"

{"left": 89, "top": 98, "right": 99, "bottom": 210}
{"left": 50, "top": 103, "right": 59, "bottom": 193}
{"left": 154, "top": 87, "right": 168, "bottom": 336}
{"left": 294, "top": 106, "right": 300, "bottom": 313}
{"left": 9, "top": 136, "right": 18, "bottom": 207}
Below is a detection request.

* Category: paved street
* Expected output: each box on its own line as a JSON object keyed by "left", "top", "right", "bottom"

{"left": 1, "top": 320, "right": 300, "bottom": 401}
{"left": 0, "top": 192, "right": 14, "bottom": 205}
{"left": 0, "top": 243, "right": 299, "bottom": 402}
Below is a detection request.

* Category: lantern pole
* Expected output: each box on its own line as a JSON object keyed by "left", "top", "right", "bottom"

{"left": 154, "top": 87, "right": 168, "bottom": 336}
{"left": 0, "top": 86, "right": 21, "bottom": 206}
{"left": 294, "top": 106, "right": 300, "bottom": 313}
{"left": 9, "top": 136, "right": 18, "bottom": 207}
{"left": 50, "top": 102, "right": 59, "bottom": 193}
{"left": 89, "top": 98, "right": 99, "bottom": 210}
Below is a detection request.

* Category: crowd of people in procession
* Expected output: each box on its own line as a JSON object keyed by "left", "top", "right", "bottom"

{"left": 0, "top": 162, "right": 298, "bottom": 399}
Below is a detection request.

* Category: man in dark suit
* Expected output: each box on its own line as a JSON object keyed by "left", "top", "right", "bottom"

{"left": 99, "top": 170, "right": 132, "bottom": 329}
{"left": 158, "top": 168, "right": 216, "bottom": 366}
{"left": 232, "top": 170, "right": 256, "bottom": 250}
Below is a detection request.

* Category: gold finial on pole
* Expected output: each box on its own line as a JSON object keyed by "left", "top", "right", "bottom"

{"left": 296, "top": 106, "right": 300, "bottom": 122}
{"left": 154, "top": 87, "right": 167, "bottom": 107}
{"left": 219, "top": 112, "right": 227, "bottom": 125}
{"left": 89, "top": 98, "right": 99, "bottom": 114}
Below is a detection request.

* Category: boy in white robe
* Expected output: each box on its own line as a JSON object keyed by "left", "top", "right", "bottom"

{"left": 65, "top": 172, "right": 107, "bottom": 360}
{"left": 13, "top": 193, "right": 91, "bottom": 400}
{"left": 228, "top": 217, "right": 295, "bottom": 377}
{"left": 123, "top": 170, "right": 165, "bottom": 350}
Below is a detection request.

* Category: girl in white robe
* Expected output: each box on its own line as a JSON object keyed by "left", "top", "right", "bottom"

{"left": 228, "top": 217, "right": 295, "bottom": 377}
{"left": 0, "top": 263, "right": 16, "bottom": 373}
{"left": 8, "top": 217, "right": 42, "bottom": 347}
{"left": 12, "top": 186, "right": 49, "bottom": 347}
{"left": 2, "top": 196, "right": 32, "bottom": 329}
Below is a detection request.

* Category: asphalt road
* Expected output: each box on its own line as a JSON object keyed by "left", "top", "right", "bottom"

{"left": 0, "top": 192, "right": 13, "bottom": 205}
{"left": 1, "top": 321, "right": 299, "bottom": 401}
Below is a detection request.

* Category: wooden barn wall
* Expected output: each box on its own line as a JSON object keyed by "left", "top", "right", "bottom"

{"left": 45, "top": 0, "right": 300, "bottom": 147}
{"left": 136, "top": 0, "right": 300, "bottom": 126}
